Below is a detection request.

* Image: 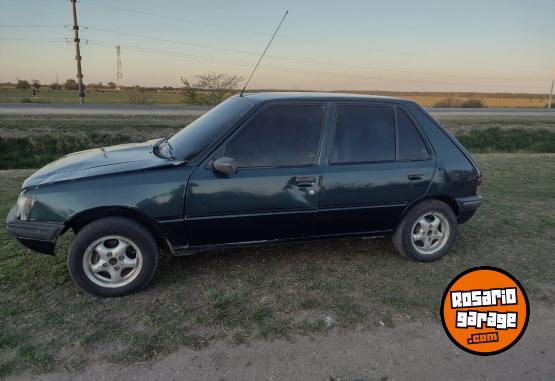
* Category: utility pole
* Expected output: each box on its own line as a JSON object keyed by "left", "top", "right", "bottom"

{"left": 116, "top": 46, "right": 123, "bottom": 91}
{"left": 70, "top": 0, "right": 85, "bottom": 104}
{"left": 549, "top": 68, "right": 554, "bottom": 109}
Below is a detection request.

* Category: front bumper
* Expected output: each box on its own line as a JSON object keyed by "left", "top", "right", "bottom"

{"left": 5, "top": 207, "right": 65, "bottom": 255}
{"left": 455, "top": 195, "right": 482, "bottom": 223}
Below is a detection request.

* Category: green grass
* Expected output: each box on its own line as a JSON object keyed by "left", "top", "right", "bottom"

{"left": 457, "top": 128, "right": 555, "bottom": 153}
{"left": 0, "top": 89, "right": 187, "bottom": 104}
{"left": 0, "top": 154, "right": 554, "bottom": 377}
{"left": 0, "top": 115, "right": 196, "bottom": 169}
{"left": 0, "top": 114, "right": 554, "bottom": 169}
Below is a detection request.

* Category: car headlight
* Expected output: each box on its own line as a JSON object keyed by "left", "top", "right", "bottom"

{"left": 16, "top": 191, "right": 36, "bottom": 221}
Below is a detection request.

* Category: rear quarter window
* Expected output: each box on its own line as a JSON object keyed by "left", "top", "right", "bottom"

{"left": 397, "top": 108, "right": 430, "bottom": 161}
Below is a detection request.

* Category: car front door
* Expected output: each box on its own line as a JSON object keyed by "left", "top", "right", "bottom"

{"left": 318, "top": 103, "right": 435, "bottom": 235}
{"left": 185, "top": 103, "right": 329, "bottom": 247}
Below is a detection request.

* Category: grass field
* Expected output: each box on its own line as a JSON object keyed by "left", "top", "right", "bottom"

{"left": 1, "top": 113, "right": 554, "bottom": 169}
{"left": 0, "top": 153, "right": 554, "bottom": 377}
{"left": 0, "top": 88, "right": 551, "bottom": 108}
{"left": 0, "top": 89, "right": 185, "bottom": 105}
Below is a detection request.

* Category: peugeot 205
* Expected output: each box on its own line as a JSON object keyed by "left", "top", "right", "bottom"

{"left": 6, "top": 93, "right": 482, "bottom": 296}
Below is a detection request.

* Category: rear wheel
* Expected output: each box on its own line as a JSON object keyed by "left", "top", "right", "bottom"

{"left": 392, "top": 200, "right": 457, "bottom": 262}
{"left": 68, "top": 217, "right": 159, "bottom": 297}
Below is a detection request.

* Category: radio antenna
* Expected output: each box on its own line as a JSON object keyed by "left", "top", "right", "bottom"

{"left": 240, "top": 10, "right": 289, "bottom": 97}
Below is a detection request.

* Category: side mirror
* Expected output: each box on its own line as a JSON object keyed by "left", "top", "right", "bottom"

{"left": 212, "top": 157, "right": 237, "bottom": 176}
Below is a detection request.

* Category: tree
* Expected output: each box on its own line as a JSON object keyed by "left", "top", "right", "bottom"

{"left": 107, "top": 82, "right": 117, "bottom": 89}
{"left": 50, "top": 82, "right": 61, "bottom": 90}
{"left": 16, "top": 80, "right": 30, "bottom": 90}
{"left": 180, "top": 73, "right": 243, "bottom": 105}
{"left": 31, "top": 80, "right": 41, "bottom": 89}
{"left": 64, "top": 79, "right": 79, "bottom": 90}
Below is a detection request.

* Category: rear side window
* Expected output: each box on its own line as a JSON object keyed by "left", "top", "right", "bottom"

{"left": 222, "top": 104, "right": 325, "bottom": 168}
{"left": 331, "top": 105, "right": 395, "bottom": 163}
{"left": 397, "top": 108, "right": 429, "bottom": 161}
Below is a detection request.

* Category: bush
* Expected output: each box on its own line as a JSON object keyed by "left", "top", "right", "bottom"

{"left": 460, "top": 99, "right": 485, "bottom": 108}
{"left": 434, "top": 97, "right": 485, "bottom": 108}
{"left": 457, "top": 128, "right": 555, "bottom": 153}
{"left": 433, "top": 97, "right": 458, "bottom": 108}
{"left": 64, "top": 79, "right": 79, "bottom": 90}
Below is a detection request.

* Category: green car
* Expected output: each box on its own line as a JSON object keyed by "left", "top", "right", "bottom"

{"left": 6, "top": 93, "right": 482, "bottom": 296}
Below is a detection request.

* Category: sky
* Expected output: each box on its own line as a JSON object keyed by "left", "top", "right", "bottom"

{"left": 0, "top": 0, "right": 554, "bottom": 93}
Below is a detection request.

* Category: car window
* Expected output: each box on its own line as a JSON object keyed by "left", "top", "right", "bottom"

{"left": 168, "top": 97, "right": 254, "bottom": 161}
{"left": 397, "top": 108, "right": 429, "bottom": 161}
{"left": 221, "top": 104, "right": 325, "bottom": 168}
{"left": 331, "top": 105, "right": 395, "bottom": 163}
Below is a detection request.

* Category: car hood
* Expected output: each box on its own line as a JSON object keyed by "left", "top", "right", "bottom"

{"left": 22, "top": 140, "right": 183, "bottom": 189}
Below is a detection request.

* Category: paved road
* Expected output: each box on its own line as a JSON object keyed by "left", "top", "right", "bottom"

{"left": 0, "top": 103, "right": 553, "bottom": 117}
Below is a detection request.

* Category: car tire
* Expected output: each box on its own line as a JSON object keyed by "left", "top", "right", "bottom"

{"left": 392, "top": 199, "right": 458, "bottom": 262}
{"left": 68, "top": 217, "right": 159, "bottom": 297}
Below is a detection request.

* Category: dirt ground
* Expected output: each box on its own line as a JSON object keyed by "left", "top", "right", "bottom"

{"left": 7, "top": 304, "right": 553, "bottom": 381}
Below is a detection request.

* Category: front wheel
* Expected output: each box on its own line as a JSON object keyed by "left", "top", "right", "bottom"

{"left": 392, "top": 200, "right": 458, "bottom": 262}
{"left": 68, "top": 217, "right": 159, "bottom": 297}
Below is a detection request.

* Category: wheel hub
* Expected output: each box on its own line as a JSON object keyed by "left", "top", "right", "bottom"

{"left": 82, "top": 235, "right": 143, "bottom": 288}
{"left": 410, "top": 212, "right": 450, "bottom": 255}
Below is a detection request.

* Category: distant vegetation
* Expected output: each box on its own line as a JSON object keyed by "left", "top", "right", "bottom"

{"left": 1, "top": 113, "right": 554, "bottom": 169}
{"left": 433, "top": 97, "right": 485, "bottom": 108}
{"left": 0, "top": 80, "right": 550, "bottom": 107}
{"left": 181, "top": 73, "right": 243, "bottom": 105}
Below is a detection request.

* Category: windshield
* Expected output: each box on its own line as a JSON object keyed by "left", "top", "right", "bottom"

{"left": 167, "top": 97, "right": 254, "bottom": 161}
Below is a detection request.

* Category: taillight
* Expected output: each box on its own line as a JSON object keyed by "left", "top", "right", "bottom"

{"left": 476, "top": 176, "right": 482, "bottom": 190}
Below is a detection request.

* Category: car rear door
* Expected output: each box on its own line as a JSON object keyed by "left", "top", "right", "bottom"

{"left": 185, "top": 102, "right": 329, "bottom": 247}
{"left": 318, "top": 102, "right": 435, "bottom": 235}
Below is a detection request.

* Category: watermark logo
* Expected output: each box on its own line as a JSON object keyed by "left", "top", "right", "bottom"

{"left": 440, "top": 266, "right": 529, "bottom": 355}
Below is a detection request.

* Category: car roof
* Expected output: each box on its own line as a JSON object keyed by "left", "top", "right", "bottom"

{"left": 238, "top": 91, "right": 414, "bottom": 105}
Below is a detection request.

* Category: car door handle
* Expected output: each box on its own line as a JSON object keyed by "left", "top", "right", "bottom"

{"left": 407, "top": 171, "right": 425, "bottom": 180}
{"left": 295, "top": 176, "right": 316, "bottom": 187}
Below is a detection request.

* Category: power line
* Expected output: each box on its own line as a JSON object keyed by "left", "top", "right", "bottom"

{"left": 85, "top": 41, "right": 549, "bottom": 91}
{"left": 1, "top": 24, "right": 549, "bottom": 82}
{"left": 85, "top": 26, "right": 257, "bottom": 57}
{"left": 1, "top": 31, "right": 549, "bottom": 90}
{"left": 77, "top": 0, "right": 267, "bottom": 39}
{"left": 82, "top": 26, "right": 548, "bottom": 83}
{"left": 0, "top": 38, "right": 64, "bottom": 41}
{"left": 0, "top": 25, "right": 64, "bottom": 28}
{"left": 76, "top": 0, "right": 552, "bottom": 71}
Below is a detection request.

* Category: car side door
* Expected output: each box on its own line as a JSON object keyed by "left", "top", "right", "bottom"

{"left": 185, "top": 102, "right": 329, "bottom": 247}
{"left": 318, "top": 102, "right": 436, "bottom": 235}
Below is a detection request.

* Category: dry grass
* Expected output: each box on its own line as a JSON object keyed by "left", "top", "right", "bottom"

{"left": 412, "top": 95, "right": 547, "bottom": 108}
